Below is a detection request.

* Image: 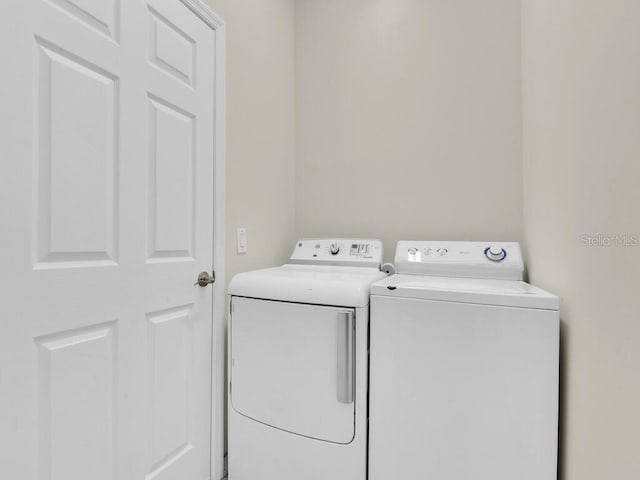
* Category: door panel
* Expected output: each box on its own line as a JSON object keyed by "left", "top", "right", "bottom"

{"left": 148, "top": 6, "right": 195, "bottom": 87}
{"left": 230, "top": 297, "right": 356, "bottom": 444}
{"left": 35, "top": 322, "right": 117, "bottom": 480}
{"left": 146, "top": 305, "right": 195, "bottom": 476}
{"left": 147, "top": 94, "right": 196, "bottom": 261}
{"left": 45, "top": 0, "right": 119, "bottom": 40}
{"left": 0, "top": 0, "right": 217, "bottom": 479}
{"left": 35, "top": 38, "right": 119, "bottom": 267}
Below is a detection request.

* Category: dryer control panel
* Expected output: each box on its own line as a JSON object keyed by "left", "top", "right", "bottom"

{"left": 289, "top": 238, "right": 383, "bottom": 268}
{"left": 395, "top": 241, "right": 524, "bottom": 280}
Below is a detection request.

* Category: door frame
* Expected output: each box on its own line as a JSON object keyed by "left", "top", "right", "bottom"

{"left": 178, "top": 1, "right": 226, "bottom": 479}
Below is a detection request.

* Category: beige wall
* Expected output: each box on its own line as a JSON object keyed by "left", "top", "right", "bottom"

{"left": 205, "top": 3, "right": 640, "bottom": 475}
{"left": 295, "top": 0, "right": 523, "bottom": 262}
{"left": 522, "top": 1, "right": 640, "bottom": 478}
{"left": 204, "top": 0, "right": 296, "bottom": 283}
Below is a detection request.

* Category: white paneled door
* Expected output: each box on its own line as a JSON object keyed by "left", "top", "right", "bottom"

{"left": 0, "top": 1, "right": 223, "bottom": 479}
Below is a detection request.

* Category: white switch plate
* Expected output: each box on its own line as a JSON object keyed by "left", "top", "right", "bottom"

{"left": 237, "top": 227, "right": 247, "bottom": 254}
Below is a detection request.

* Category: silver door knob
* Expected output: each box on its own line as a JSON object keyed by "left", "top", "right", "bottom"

{"left": 195, "top": 271, "right": 215, "bottom": 287}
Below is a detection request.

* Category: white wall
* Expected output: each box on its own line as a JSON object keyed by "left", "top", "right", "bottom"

{"left": 522, "top": 1, "right": 640, "bottom": 478}
{"left": 295, "top": 0, "right": 523, "bottom": 261}
{"left": 204, "top": 0, "right": 296, "bottom": 282}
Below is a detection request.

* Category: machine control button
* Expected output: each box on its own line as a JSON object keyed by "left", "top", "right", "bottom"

{"left": 437, "top": 248, "right": 448, "bottom": 256}
{"left": 423, "top": 248, "right": 433, "bottom": 256}
{"left": 485, "top": 245, "right": 507, "bottom": 262}
{"left": 330, "top": 243, "right": 340, "bottom": 255}
{"left": 408, "top": 247, "right": 418, "bottom": 256}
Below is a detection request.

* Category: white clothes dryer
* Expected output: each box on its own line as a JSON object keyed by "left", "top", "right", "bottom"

{"left": 369, "top": 241, "right": 559, "bottom": 480}
{"left": 228, "top": 239, "right": 386, "bottom": 480}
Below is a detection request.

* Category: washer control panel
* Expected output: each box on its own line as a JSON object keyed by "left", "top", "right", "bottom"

{"left": 289, "top": 238, "right": 383, "bottom": 268}
{"left": 395, "top": 241, "right": 523, "bottom": 280}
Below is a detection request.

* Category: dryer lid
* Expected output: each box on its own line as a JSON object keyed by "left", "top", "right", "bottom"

{"left": 371, "top": 275, "right": 559, "bottom": 310}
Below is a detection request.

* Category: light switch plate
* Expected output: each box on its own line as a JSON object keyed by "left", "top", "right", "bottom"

{"left": 237, "top": 227, "right": 247, "bottom": 254}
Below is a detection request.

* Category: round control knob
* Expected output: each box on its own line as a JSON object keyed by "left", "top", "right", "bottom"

{"left": 485, "top": 245, "right": 506, "bottom": 262}
{"left": 330, "top": 243, "right": 340, "bottom": 255}
{"left": 408, "top": 247, "right": 418, "bottom": 256}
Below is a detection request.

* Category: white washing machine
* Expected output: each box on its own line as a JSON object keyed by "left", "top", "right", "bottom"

{"left": 228, "top": 238, "right": 386, "bottom": 480}
{"left": 369, "top": 241, "right": 559, "bottom": 480}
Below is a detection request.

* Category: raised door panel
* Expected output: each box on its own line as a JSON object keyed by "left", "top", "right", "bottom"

{"left": 148, "top": 7, "right": 195, "bottom": 87}
{"left": 35, "top": 40, "right": 118, "bottom": 268}
{"left": 44, "top": 0, "right": 120, "bottom": 40}
{"left": 147, "top": 96, "right": 195, "bottom": 262}
{"left": 145, "top": 305, "right": 195, "bottom": 479}
{"left": 35, "top": 322, "right": 117, "bottom": 480}
{"left": 230, "top": 297, "right": 356, "bottom": 444}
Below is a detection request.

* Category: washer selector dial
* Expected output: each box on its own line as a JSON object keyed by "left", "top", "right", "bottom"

{"left": 485, "top": 245, "right": 507, "bottom": 262}
{"left": 330, "top": 243, "right": 340, "bottom": 255}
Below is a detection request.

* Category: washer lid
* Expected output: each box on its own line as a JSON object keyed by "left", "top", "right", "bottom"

{"left": 229, "top": 264, "right": 387, "bottom": 307}
{"left": 371, "top": 274, "right": 559, "bottom": 310}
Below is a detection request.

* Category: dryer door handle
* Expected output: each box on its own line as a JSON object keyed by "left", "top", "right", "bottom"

{"left": 337, "top": 311, "right": 354, "bottom": 404}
